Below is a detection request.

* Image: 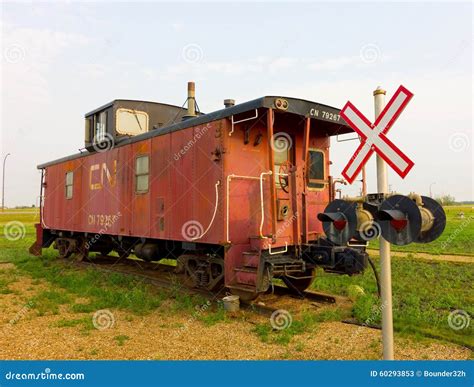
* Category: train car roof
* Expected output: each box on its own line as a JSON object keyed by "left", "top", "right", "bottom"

{"left": 84, "top": 99, "right": 191, "bottom": 117}
{"left": 38, "top": 96, "right": 352, "bottom": 169}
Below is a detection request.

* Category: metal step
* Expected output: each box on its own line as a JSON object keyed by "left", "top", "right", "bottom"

{"left": 242, "top": 250, "right": 259, "bottom": 268}
{"left": 233, "top": 267, "right": 257, "bottom": 274}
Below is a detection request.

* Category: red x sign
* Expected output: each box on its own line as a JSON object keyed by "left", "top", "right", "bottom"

{"left": 341, "top": 85, "right": 415, "bottom": 184}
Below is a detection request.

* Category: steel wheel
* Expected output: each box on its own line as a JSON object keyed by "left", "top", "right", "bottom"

{"left": 282, "top": 269, "right": 315, "bottom": 294}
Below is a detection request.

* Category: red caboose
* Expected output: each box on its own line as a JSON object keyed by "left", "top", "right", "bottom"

{"left": 30, "top": 82, "right": 368, "bottom": 300}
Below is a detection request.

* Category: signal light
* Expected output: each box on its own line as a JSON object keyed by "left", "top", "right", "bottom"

{"left": 318, "top": 194, "right": 446, "bottom": 247}
{"left": 376, "top": 194, "right": 446, "bottom": 246}
{"left": 317, "top": 199, "right": 357, "bottom": 245}
{"left": 377, "top": 195, "right": 421, "bottom": 245}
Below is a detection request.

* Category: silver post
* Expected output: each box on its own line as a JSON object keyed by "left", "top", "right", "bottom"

{"left": 2, "top": 153, "right": 11, "bottom": 211}
{"left": 373, "top": 86, "right": 394, "bottom": 360}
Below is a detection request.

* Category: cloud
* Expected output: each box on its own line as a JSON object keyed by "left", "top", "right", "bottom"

{"left": 159, "top": 55, "right": 299, "bottom": 80}
{"left": 307, "top": 56, "right": 360, "bottom": 71}
{"left": 2, "top": 23, "right": 90, "bottom": 66}
{"left": 1, "top": 23, "right": 92, "bottom": 106}
{"left": 1, "top": 24, "right": 90, "bottom": 105}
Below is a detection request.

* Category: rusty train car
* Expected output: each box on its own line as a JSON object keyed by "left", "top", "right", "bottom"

{"left": 30, "top": 82, "right": 369, "bottom": 300}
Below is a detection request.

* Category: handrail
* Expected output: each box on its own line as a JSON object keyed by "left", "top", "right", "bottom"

{"left": 226, "top": 171, "right": 272, "bottom": 243}
{"left": 191, "top": 180, "right": 220, "bottom": 241}
{"left": 228, "top": 109, "right": 258, "bottom": 136}
{"left": 268, "top": 241, "right": 288, "bottom": 255}
{"left": 259, "top": 171, "right": 273, "bottom": 238}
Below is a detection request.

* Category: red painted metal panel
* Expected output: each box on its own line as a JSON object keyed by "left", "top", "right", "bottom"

{"left": 40, "top": 113, "right": 331, "bottom": 250}
{"left": 191, "top": 121, "right": 224, "bottom": 244}
{"left": 169, "top": 127, "right": 196, "bottom": 241}
{"left": 150, "top": 133, "right": 171, "bottom": 240}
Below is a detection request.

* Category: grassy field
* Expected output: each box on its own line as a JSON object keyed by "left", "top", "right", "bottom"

{"left": 0, "top": 207, "right": 473, "bottom": 352}
{"left": 311, "top": 258, "right": 473, "bottom": 348}
{"left": 369, "top": 205, "right": 474, "bottom": 255}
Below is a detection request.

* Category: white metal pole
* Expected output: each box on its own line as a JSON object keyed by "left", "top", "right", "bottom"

{"left": 373, "top": 86, "right": 394, "bottom": 360}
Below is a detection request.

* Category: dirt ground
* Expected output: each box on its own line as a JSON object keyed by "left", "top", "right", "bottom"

{"left": 0, "top": 266, "right": 471, "bottom": 360}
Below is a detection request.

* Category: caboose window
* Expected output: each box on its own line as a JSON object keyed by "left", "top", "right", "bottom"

{"left": 307, "top": 150, "right": 325, "bottom": 189}
{"left": 65, "top": 171, "right": 74, "bottom": 199}
{"left": 135, "top": 155, "right": 149, "bottom": 193}
{"left": 116, "top": 109, "right": 149, "bottom": 136}
{"left": 95, "top": 111, "right": 107, "bottom": 142}
{"left": 273, "top": 135, "right": 290, "bottom": 189}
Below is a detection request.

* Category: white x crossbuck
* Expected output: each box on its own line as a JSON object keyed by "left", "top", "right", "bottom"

{"left": 340, "top": 85, "right": 415, "bottom": 184}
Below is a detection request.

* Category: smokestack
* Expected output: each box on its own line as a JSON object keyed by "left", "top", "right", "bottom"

{"left": 187, "top": 81, "right": 196, "bottom": 117}
{"left": 224, "top": 99, "right": 235, "bottom": 108}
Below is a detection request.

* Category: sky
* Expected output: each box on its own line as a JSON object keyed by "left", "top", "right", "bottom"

{"left": 0, "top": 1, "right": 472, "bottom": 207}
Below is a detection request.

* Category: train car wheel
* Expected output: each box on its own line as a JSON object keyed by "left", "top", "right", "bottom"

{"left": 282, "top": 269, "right": 315, "bottom": 294}
{"left": 56, "top": 239, "right": 72, "bottom": 259}
{"left": 181, "top": 255, "right": 224, "bottom": 292}
{"left": 99, "top": 247, "right": 113, "bottom": 256}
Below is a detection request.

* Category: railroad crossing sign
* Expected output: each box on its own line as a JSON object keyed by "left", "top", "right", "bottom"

{"left": 340, "top": 85, "right": 415, "bottom": 184}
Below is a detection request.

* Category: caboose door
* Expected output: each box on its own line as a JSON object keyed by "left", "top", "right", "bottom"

{"left": 271, "top": 132, "right": 295, "bottom": 243}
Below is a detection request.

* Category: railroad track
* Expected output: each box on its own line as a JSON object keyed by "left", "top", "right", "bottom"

{"left": 61, "top": 254, "right": 341, "bottom": 316}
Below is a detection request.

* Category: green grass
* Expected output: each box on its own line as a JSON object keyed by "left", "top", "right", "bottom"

{"left": 253, "top": 309, "right": 329, "bottom": 346}
{"left": 0, "top": 276, "right": 15, "bottom": 294}
{"left": 52, "top": 316, "right": 95, "bottom": 331}
{"left": 198, "top": 304, "right": 227, "bottom": 326}
{"left": 369, "top": 205, "right": 474, "bottom": 255}
{"left": 15, "top": 254, "right": 170, "bottom": 315}
{"left": 114, "top": 334, "right": 130, "bottom": 346}
{"left": 0, "top": 219, "right": 226, "bottom": 326}
{"left": 0, "top": 209, "right": 39, "bottom": 242}
{"left": 1, "top": 207, "right": 472, "bottom": 349}
{"left": 31, "top": 290, "right": 71, "bottom": 315}
{"left": 311, "top": 256, "right": 474, "bottom": 348}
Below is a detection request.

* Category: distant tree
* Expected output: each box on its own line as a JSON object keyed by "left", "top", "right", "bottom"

{"left": 32, "top": 204, "right": 35, "bottom": 208}
{"left": 435, "top": 194, "right": 456, "bottom": 206}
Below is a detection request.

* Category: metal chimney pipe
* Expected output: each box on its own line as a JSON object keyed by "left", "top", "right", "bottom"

{"left": 187, "top": 81, "right": 196, "bottom": 117}
{"left": 224, "top": 99, "right": 235, "bottom": 108}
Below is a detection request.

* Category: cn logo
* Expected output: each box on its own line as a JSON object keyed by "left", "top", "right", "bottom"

{"left": 89, "top": 160, "right": 117, "bottom": 190}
